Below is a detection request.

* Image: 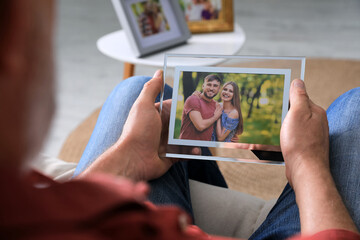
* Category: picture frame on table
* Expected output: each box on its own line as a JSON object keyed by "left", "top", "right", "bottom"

{"left": 111, "top": 0, "right": 191, "bottom": 57}
{"left": 178, "top": 0, "right": 234, "bottom": 33}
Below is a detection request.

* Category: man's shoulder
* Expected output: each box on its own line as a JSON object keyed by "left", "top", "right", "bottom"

{"left": 184, "top": 95, "right": 202, "bottom": 113}
{"left": 186, "top": 95, "right": 217, "bottom": 106}
{"left": 184, "top": 95, "right": 201, "bottom": 106}
{"left": 186, "top": 95, "right": 201, "bottom": 103}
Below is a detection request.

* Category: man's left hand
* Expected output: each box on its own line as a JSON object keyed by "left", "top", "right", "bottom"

{"left": 82, "top": 70, "right": 199, "bottom": 181}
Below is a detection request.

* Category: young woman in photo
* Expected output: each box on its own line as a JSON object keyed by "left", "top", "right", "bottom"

{"left": 212, "top": 81, "right": 244, "bottom": 142}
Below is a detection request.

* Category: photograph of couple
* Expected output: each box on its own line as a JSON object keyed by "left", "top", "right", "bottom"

{"left": 131, "top": 0, "right": 170, "bottom": 37}
{"left": 173, "top": 70, "right": 286, "bottom": 147}
{"left": 179, "top": 0, "right": 222, "bottom": 21}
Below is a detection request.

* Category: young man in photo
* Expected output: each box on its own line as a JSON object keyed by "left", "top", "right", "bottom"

{"left": 179, "top": 74, "right": 223, "bottom": 141}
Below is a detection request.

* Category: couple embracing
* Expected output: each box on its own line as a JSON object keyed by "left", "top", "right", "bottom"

{"left": 179, "top": 74, "right": 243, "bottom": 142}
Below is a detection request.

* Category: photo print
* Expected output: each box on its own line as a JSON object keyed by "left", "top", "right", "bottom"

{"left": 131, "top": 0, "right": 170, "bottom": 37}
{"left": 178, "top": 0, "right": 233, "bottom": 33}
{"left": 180, "top": 0, "right": 222, "bottom": 22}
{"left": 168, "top": 66, "right": 291, "bottom": 151}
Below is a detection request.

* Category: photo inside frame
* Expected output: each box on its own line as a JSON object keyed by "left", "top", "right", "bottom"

{"left": 130, "top": 0, "right": 171, "bottom": 38}
{"left": 179, "top": 0, "right": 222, "bottom": 22}
{"left": 125, "top": 0, "right": 182, "bottom": 48}
{"left": 162, "top": 54, "right": 305, "bottom": 164}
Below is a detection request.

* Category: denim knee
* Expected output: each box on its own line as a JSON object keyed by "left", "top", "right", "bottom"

{"left": 113, "top": 76, "right": 151, "bottom": 94}
{"left": 327, "top": 87, "right": 360, "bottom": 134}
{"left": 326, "top": 87, "right": 360, "bottom": 229}
{"left": 111, "top": 75, "right": 172, "bottom": 102}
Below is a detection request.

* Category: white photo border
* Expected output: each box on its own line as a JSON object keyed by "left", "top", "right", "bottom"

{"left": 168, "top": 66, "right": 291, "bottom": 148}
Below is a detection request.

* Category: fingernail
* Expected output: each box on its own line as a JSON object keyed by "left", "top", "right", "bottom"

{"left": 153, "top": 70, "right": 162, "bottom": 78}
{"left": 294, "top": 80, "right": 305, "bottom": 89}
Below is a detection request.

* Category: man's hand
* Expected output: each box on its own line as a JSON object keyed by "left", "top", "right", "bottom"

{"left": 115, "top": 70, "right": 174, "bottom": 181}
{"left": 81, "top": 70, "right": 199, "bottom": 182}
{"left": 192, "top": 90, "right": 201, "bottom": 97}
{"left": 280, "top": 79, "right": 358, "bottom": 235}
{"left": 280, "top": 79, "right": 329, "bottom": 187}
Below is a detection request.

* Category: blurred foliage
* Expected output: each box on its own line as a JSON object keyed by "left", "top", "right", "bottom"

{"left": 174, "top": 71, "right": 285, "bottom": 145}
{"left": 178, "top": 0, "right": 185, "bottom": 12}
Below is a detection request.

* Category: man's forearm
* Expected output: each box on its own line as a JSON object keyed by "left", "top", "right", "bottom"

{"left": 189, "top": 111, "right": 218, "bottom": 132}
{"left": 77, "top": 141, "right": 144, "bottom": 181}
{"left": 294, "top": 165, "right": 358, "bottom": 235}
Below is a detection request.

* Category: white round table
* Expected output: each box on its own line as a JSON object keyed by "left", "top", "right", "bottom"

{"left": 97, "top": 24, "right": 246, "bottom": 79}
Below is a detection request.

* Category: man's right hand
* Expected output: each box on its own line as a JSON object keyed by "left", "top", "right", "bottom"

{"left": 280, "top": 79, "right": 358, "bottom": 235}
{"left": 280, "top": 79, "right": 329, "bottom": 187}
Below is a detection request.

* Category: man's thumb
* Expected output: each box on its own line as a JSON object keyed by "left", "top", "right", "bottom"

{"left": 289, "top": 79, "right": 310, "bottom": 110}
{"left": 139, "top": 70, "right": 163, "bottom": 102}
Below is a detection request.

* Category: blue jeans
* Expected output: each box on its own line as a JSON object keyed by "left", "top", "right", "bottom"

{"left": 73, "top": 76, "right": 227, "bottom": 219}
{"left": 74, "top": 76, "right": 360, "bottom": 238}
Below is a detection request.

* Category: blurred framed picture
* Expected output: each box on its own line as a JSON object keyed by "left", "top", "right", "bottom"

{"left": 112, "top": 0, "right": 191, "bottom": 57}
{"left": 178, "top": 0, "right": 234, "bottom": 33}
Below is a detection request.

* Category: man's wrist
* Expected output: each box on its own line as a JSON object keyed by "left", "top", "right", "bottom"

{"left": 288, "top": 156, "right": 330, "bottom": 190}
{"left": 292, "top": 161, "right": 358, "bottom": 235}
{"left": 111, "top": 140, "right": 142, "bottom": 180}
{"left": 80, "top": 141, "right": 137, "bottom": 180}
{"left": 292, "top": 164, "right": 333, "bottom": 196}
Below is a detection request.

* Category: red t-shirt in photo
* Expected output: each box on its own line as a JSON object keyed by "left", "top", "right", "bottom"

{"left": 179, "top": 95, "right": 216, "bottom": 141}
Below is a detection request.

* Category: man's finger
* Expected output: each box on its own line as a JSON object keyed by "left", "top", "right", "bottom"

{"left": 139, "top": 70, "right": 163, "bottom": 102}
{"left": 156, "top": 100, "right": 172, "bottom": 123}
{"left": 155, "top": 99, "right": 171, "bottom": 110}
{"left": 289, "top": 79, "right": 311, "bottom": 112}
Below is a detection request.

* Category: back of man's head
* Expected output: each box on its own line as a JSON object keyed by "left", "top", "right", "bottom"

{"left": 0, "top": 0, "right": 55, "bottom": 169}
{"left": 204, "top": 74, "right": 222, "bottom": 85}
{"left": 0, "top": 1, "right": 10, "bottom": 56}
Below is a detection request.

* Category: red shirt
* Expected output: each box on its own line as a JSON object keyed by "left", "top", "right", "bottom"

{"left": 0, "top": 169, "right": 359, "bottom": 240}
{"left": 291, "top": 230, "right": 360, "bottom": 240}
{"left": 179, "top": 95, "right": 216, "bottom": 141}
